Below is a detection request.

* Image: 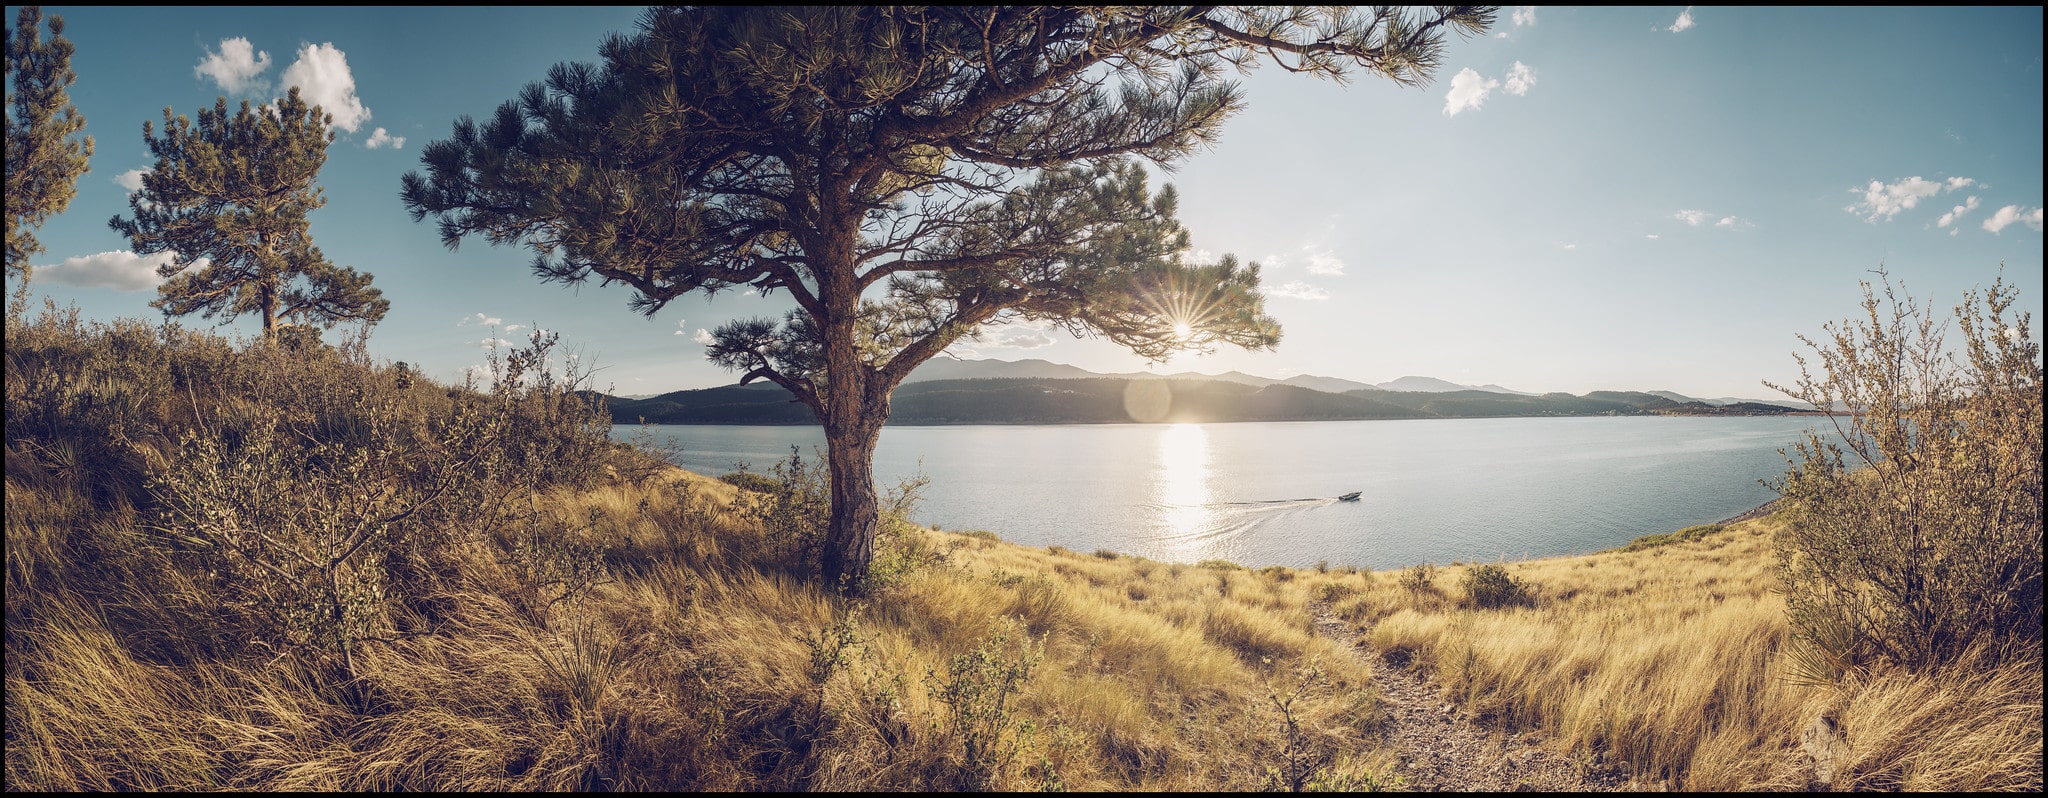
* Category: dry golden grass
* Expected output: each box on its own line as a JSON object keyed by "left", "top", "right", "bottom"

{"left": 1325, "top": 517, "right": 2042, "bottom": 790}
{"left": 7, "top": 459, "right": 1403, "bottom": 791}
{"left": 4, "top": 312, "right": 2036, "bottom": 790}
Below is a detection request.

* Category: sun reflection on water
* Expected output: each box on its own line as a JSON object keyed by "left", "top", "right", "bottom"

{"left": 1156, "top": 423, "right": 1213, "bottom": 558}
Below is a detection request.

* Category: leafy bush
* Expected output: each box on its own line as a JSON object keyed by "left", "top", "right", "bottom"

{"left": 735, "top": 447, "right": 831, "bottom": 574}
{"left": 926, "top": 616, "right": 1044, "bottom": 791}
{"left": 144, "top": 330, "right": 612, "bottom": 675}
{"left": 1459, "top": 564, "right": 1534, "bottom": 610}
{"left": 718, "top": 470, "right": 783, "bottom": 494}
{"left": 1397, "top": 563, "right": 1437, "bottom": 595}
{"left": 1769, "top": 272, "right": 2042, "bottom": 675}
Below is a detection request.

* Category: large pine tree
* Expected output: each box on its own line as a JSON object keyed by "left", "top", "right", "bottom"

{"left": 404, "top": 6, "right": 1494, "bottom": 593}
{"left": 112, "top": 87, "right": 387, "bottom": 338}
{"left": 5, "top": 5, "right": 93, "bottom": 280}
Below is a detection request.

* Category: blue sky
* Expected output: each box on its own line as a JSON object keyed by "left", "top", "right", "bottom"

{"left": 11, "top": 6, "right": 2043, "bottom": 401}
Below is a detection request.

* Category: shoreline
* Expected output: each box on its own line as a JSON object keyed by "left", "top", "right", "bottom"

{"left": 1716, "top": 498, "right": 1785, "bottom": 525}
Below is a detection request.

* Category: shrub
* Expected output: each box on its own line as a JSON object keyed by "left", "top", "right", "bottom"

{"left": 1459, "top": 564, "right": 1534, "bottom": 610}
{"left": 926, "top": 616, "right": 1044, "bottom": 791}
{"left": 718, "top": 470, "right": 783, "bottom": 494}
{"left": 1768, "top": 271, "right": 2042, "bottom": 675}
{"left": 734, "top": 447, "right": 830, "bottom": 574}
{"left": 1617, "top": 523, "right": 1722, "bottom": 553}
{"left": 144, "top": 330, "right": 609, "bottom": 676}
{"left": 1397, "top": 563, "right": 1437, "bottom": 595}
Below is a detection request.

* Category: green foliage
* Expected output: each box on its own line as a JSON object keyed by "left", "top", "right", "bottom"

{"left": 1311, "top": 582, "right": 1356, "bottom": 603}
{"left": 1769, "top": 271, "right": 2043, "bottom": 676}
{"left": 718, "top": 470, "right": 783, "bottom": 494}
{"left": 1617, "top": 523, "right": 1722, "bottom": 553}
{"left": 505, "top": 501, "right": 613, "bottom": 615}
{"left": 402, "top": 5, "right": 1493, "bottom": 594}
{"left": 735, "top": 446, "right": 935, "bottom": 590}
{"left": 1459, "top": 564, "right": 1534, "bottom": 610}
{"left": 3, "top": 304, "right": 618, "bottom": 679}
{"left": 110, "top": 87, "right": 386, "bottom": 338}
{"left": 143, "top": 330, "right": 608, "bottom": 676}
{"left": 927, "top": 616, "right": 1046, "bottom": 791}
{"left": 1398, "top": 563, "right": 1438, "bottom": 595}
{"left": 736, "top": 447, "right": 832, "bottom": 574}
{"left": 5, "top": 5, "right": 93, "bottom": 280}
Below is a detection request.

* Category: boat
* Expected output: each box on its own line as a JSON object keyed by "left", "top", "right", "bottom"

{"left": 1337, "top": 491, "right": 1361, "bottom": 502}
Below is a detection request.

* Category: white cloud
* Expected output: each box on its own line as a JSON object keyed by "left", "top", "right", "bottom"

{"left": 1715, "top": 216, "right": 1738, "bottom": 228}
{"left": 1512, "top": 6, "right": 1537, "bottom": 26}
{"left": 1646, "top": 234, "right": 1661, "bottom": 240}
{"left": 504, "top": 324, "right": 523, "bottom": 332}
{"left": 1561, "top": 243, "right": 1578, "bottom": 250}
{"left": 363, "top": 127, "right": 405, "bottom": 149}
{"left": 1186, "top": 248, "right": 1220, "bottom": 266}
{"left": 280, "top": 42, "right": 371, "bottom": 133}
{"left": 480, "top": 337, "right": 511, "bottom": 349}
{"left": 462, "top": 364, "right": 494, "bottom": 384}
{"left": 1443, "top": 68, "right": 1499, "bottom": 116}
{"left": 1301, "top": 246, "right": 1345, "bottom": 276}
{"left": 989, "top": 327, "right": 1055, "bottom": 349}
{"left": 1495, "top": 32, "right": 1508, "bottom": 39}
{"left": 692, "top": 328, "right": 716, "bottom": 345}
{"left": 114, "top": 168, "right": 149, "bottom": 193}
{"left": 1936, "top": 195, "right": 1980, "bottom": 228}
{"left": 34, "top": 250, "right": 177, "bottom": 291}
{"left": 1672, "top": 209, "right": 1713, "bottom": 226}
{"left": 1846, "top": 176, "right": 1974, "bottom": 222}
{"left": 1669, "top": 7, "right": 1696, "bottom": 33}
{"left": 1266, "top": 281, "right": 1329, "bottom": 301}
{"left": 461, "top": 312, "right": 503, "bottom": 327}
{"left": 195, "top": 37, "right": 271, "bottom": 94}
{"left": 1503, "top": 61, "right": 1536, "bottom": 96}
{"left": 1982, "top": 205, "right": 2044, "bottom": 234}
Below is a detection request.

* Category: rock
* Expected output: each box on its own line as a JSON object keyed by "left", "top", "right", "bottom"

{"left": 1800, "top": 713, "right": 1851, "bottom": 789}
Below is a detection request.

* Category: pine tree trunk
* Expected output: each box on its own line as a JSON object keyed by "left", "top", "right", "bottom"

{"left": 260, "top": 279, "right": 277, "bottom": 338}
{"left": 819, "top": 410, "right": 884, "bottom": 595}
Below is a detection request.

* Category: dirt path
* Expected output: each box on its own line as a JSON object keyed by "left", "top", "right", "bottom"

{"left": 1309, "top": 602, "right": 1634, "bottom": 792}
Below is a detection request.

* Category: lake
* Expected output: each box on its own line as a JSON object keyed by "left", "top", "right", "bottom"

{"left": 613, "top": 416, "right": 1824, "bottom": 570}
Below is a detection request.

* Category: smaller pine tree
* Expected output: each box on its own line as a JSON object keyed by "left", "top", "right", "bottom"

{"left": 5, "top": 5, "right": 94, "bottom": 280}
{"left": 111, "top": 86, "right": 386, "bottom": 339}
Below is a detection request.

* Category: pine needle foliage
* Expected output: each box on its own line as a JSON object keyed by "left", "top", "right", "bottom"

{"left": 110, "top": 87, "right": 387, "bottom": 339}
{"left": 4, "top": 5, "right": 93, "bottom": 280}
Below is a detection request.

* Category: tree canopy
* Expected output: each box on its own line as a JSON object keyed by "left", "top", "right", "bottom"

{"left": 404, "top": 6, "right": 1496, "bottom": 592}
{"left": 112, "top": 87, "right": 387, "bottom": 338}
{"left": 5, "top": 5, "right": 93, "bottom": 280}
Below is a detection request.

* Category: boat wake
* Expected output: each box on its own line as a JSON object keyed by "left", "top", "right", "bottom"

{"left": 1147, "top": 496, "right": 1349, "bottom": 544}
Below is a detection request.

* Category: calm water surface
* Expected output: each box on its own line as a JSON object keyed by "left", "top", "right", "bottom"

{"left": 615, "top": 416, "right": 1822, "bottom": 570}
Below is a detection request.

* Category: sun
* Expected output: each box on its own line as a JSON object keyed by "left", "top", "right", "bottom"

{"left": 1173, "top": 321, "right": 1194, "bottom": 341}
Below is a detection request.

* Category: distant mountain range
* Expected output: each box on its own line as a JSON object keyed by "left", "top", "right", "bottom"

{"left": 904, "top": 357, "right": 1542, "bottom": 396}
{"left": 594, "top": 359, "right": 1814, "bottom": 426}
